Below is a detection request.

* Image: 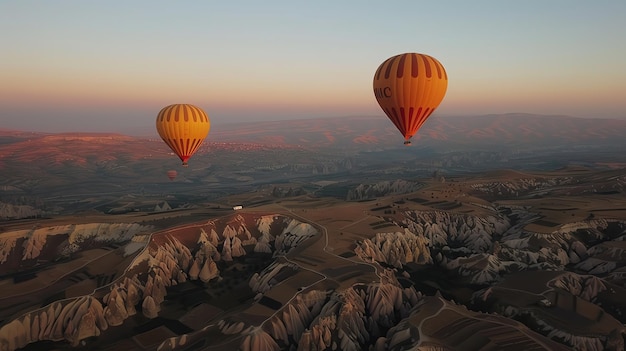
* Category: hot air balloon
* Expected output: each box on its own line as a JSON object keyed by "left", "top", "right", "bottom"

{"left": 166, "top": 170, "right": 177, "bottom": 181}
{"left": 373, "top": 53, "right": 448, "bottom": 145}
{"left": 156, "top": 104, "right": 211, "bottom": 167}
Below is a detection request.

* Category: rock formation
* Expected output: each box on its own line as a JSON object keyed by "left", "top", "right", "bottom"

{"left": 0, "top": 213, "right": 321, "bottom": 350}
{"left": 470, "top": 176, "right": 574, "bottom": 198}
{"left": 250, "top": 262, "right": 299, "bottom": 294}
{"left": 347, "top": 179, "right": 423, "bottom": 201}
{"left": 0, "top": 202, "right": 41, "bottom": 220}
{"left": 355, "top": 228, "right": 432, "bottom": 268}
{"left": 380, "top": 295, "right": 573, "bottom": 351}
{"left": 0, "top": 296, "right": 108, "bottom": 349}
{"left": 0, "top": 222, "right": 154, "bottom": 269}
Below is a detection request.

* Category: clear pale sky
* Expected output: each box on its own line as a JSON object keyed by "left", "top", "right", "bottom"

{"left": 1, "top": 1, "right": 625, "bottom": 133}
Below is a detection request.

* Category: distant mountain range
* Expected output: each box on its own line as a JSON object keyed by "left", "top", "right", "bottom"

{"left": 0, "top": 132, "right": 160, "bottom": 168}
{"left": 210, "top": 113, "right": 626, "bottom": 148}
{"left": 1, "top": 114, "right": 625, "bottom": 174}
{"left": 3, "top": 114, "right": 626, "bottom": 152}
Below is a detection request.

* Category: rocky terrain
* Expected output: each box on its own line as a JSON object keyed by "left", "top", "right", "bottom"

{"left": 347, "top": 179, "right": 424, "bottom": 201}
{"left": 0, "top": 222, "right": 154, "bottom": 274}
{"left": 0, "top": 202, "right": 41, "bottom": 220}
{"left": 356, "top": 207, "right": 626, "bottom": 349}
{"left": 2, "top": 182, "right": 624, "bottom": 350}
{"left": 157, "top": 270, "right": 571, "bottom": 351}
{"left": 0, "top": 213, "right": 318, "bottom": 350}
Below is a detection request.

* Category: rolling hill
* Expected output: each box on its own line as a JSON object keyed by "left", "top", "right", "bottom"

{"left": 1, "top": 113, "right": 624, "bottom": 218}
{"left": 209, "top": 113, "right": 626, "bottom": 148}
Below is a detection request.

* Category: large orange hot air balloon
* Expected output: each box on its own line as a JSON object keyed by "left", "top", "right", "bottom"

{"left": 373, "top": 53, "right": 448, "bottom": 145}
{"left": 156, "top": 104, "right": 211, "bottom": 167}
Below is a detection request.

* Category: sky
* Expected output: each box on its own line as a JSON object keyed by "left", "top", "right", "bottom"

{"left": 1, "top": 1, "right": 625, "bottom": 134}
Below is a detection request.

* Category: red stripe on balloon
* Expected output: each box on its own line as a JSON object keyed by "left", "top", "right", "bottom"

{"left": 164, "top": 138, "right": 176, "bottom": 153}
{"left": 164, "top": 106, "right": 172, "bottom": 122}
{"left": 407, "top": 107, "right": 415, "bottom": 133}
{"left": 437, "top": 62, "right": 448, "bottom": 80}
{"left": 172, "top": 138, "right": 183, "bottom": 155}
{"left": 397, "top": 54, "right": 406, "bottom": 78}
{"left": 178, "top": 138, "right": 186, "bottom": 155}
{"left": 171, "top": 105, "right": 177, "bottom": 121}
{"left": 402, "top": 107, "right": 412, "bottom": 136}
{"left": 394, "top": 107, "right": 405, "bottom": 135}
{"left": 434, "top": 60, "right": 443, "bottom": 79}
{"left": 190, "top": 105, "right": 196, "bottom": 122}
{"left": 189, "top": 139, "right": 199, "bottom": 154}
{"left": 197, "top": 107, "right": 203, "bottom": 123}
{"left": 411, "top": 53, "right": 418, "bottom": 78}
{"left": 169, "top": 138, "right": 178, "bottom": 155}
{"left": 384, "top": 55, "right": 398, "bottom": 79}
{"left": 425, "top": 108, "right": 434, "bottom": 119}
{"left": 420, "top": 55, "right": 432, "bottom": 78}
{"left": 384, "top": 107, "right": 401, "bottom": 132}
{"left": 193, "top": 106, "right": 200, "bottom": 122}
{"left": 175, "top": 104, "right": 182, "bottom": 122}
{"left": 192, "top": 139, "right": 203, "bottom": 154}
{"left": 188, "top": 139, "right": 196, "bottom": 154}
{"left": 421, "top": 108, "right": 431, "bottom": 127}
{"left": 414, "top": 107, "right": 423, "bottom": 133}
{"left": 435, "top": 60, "right": 447, "bottom": 80}
{"left": 375, "top": 65, "right": 384, "bottom": 81}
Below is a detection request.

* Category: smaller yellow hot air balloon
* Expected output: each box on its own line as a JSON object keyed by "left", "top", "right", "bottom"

{"left": 156, "top": 104, "right": 211, "bottom": 167}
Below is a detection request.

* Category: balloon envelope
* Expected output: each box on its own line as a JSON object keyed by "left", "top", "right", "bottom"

{"left": 373, "top": 53, "right": 448, "bottom": 145}
{"left": 166, "top": 170, "right": 177, "bottom": 181}
{"left": 156, "top": 104, "right": 211, "bottom": 166}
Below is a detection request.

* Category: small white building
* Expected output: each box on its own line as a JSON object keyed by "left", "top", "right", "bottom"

{"left": 232, "top": 205, "right": 243, "bottom": 210}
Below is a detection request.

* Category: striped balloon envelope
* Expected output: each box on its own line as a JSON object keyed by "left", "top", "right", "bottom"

{"left": 166, "top": 170, "right": 177, "bottom": 181}
{"left": 156, "top": 104, "right": 211, "bottom": 166}
{"left": 373, "top": 53, "right": 448, "bottom": 145}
